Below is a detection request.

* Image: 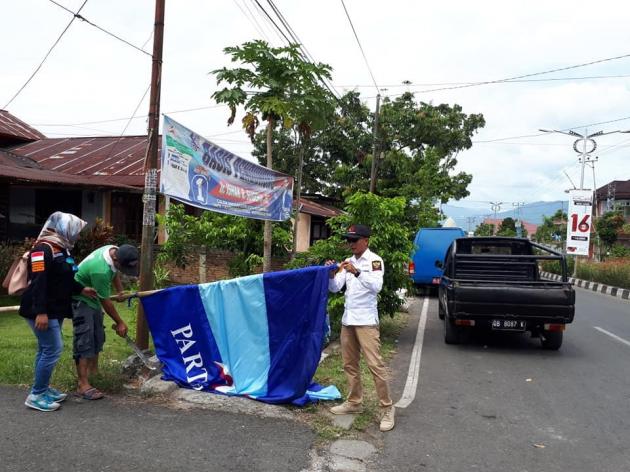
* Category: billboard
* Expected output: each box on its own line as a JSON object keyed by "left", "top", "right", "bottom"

{"left": 160, "top": 115, "right": 293, "bottom": 221}
{"left": 566, "top": 189, "right": 593, "bottom": 256}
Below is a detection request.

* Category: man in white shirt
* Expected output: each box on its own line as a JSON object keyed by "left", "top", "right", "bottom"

{"left": 326, "top": 224, "right": 395, "bottom": 432}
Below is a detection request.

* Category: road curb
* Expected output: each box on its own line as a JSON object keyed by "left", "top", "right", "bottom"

{"left": 541, "top": 271, "right": 630, "bottom": 302}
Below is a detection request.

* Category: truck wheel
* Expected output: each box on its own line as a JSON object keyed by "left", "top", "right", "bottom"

{"left": 541, "top": 331, "right": 563, "bottom": 350}
{"left": 444, "top": 317, "right": 461, "bottom": 344}
{"left": 438, "top": 302, "right": 445, "bottom": 320}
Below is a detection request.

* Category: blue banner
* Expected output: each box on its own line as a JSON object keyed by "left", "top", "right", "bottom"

{"left": 141, "top": 266, "right": 340, "bottom": 405}
{"left": 160, "top": 115, "right": 293, "bottom": 221}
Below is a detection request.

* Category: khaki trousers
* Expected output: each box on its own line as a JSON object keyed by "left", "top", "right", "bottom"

{"left": 340, "top": 325, "right": 392, "bottom": 408}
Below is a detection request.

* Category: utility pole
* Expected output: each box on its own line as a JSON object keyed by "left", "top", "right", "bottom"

{"left": 513, "top": 201, "right": 525, "bottom": 237}
{"left": 369, "top": 94, "right": 381, "bottom": 193}
{"left": 136, "top": 0, "right": 165, "bottom": 350}
{"left": 490, "top": 202, "right": 503, "bottom": 233}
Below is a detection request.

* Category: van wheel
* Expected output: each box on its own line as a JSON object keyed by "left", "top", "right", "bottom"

{"left": 438, "top": 302, "right": 445, "bottom": 320}
{"left": 444, "top": 317, "right": 461, "bottom": 344}
{"left": 541, "top": 331, "right": 563, "bottom": 350}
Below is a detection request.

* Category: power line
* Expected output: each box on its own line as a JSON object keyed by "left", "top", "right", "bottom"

{"left": 232, "top": 0, "right": 270, "bottom": 42}
{"left": 48, "top": 0, "right": 151, "bottom": 57}
{"left": 373, "top": 51, "right": 630, "bottom": 98}
{"left": 3, "top": 0, "right": 89, "bottom": 109}
{"left": 339, "top": 0, "right": 379, "bottom": 93}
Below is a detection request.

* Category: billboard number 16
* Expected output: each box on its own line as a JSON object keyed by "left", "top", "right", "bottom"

{"left": 571, "top": 214, "right": 590, "bottom": 233}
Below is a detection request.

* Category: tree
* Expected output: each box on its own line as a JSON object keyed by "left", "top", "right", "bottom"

{"left": 596, "top": 211, "right": 625, "bottom": 257}
{"left": 496, "top": 217, "right": 517, "bottom": 237}
{"left": 211, "top": 40, "right": 333, "bottom": 271}
{"left": 474, "top": 222, "right": 495, "bottom": 236}
{"left": 534, "top": 209, "right": 567, "bottom": 244}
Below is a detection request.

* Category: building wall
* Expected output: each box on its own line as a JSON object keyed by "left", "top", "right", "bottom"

{"left": 295, "top": 213, "right": 312, "bottom": 252}
{"left": 9, "top": 186, "right": 35, "bottom": 224}
{"left": 81, "top": 190, "right": 103, "bottom": 227}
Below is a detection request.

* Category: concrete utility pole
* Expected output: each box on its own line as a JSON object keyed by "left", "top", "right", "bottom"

{"left": 513, "top": 202, "right": 525, "bottom": 237}
{"left": 369, "top": 94, "right": 381, "bottom": 193}
{"left": 136, "top": 0, "right": 165, "bottom": 350}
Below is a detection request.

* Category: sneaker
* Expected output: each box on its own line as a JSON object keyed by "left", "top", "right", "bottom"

{"left": 380, "top": 406, "right": 395, "bottom": 432}
{"left": 45, "top": 387, "right": 68, "bottom": 403}
{"left": 330, "top": 401, "right": 363, "bottom": 415}
{"left": 25, "top": 393, "right": 61, "bottom": 412}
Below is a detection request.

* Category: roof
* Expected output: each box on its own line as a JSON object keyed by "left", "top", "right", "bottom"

{"left": 482, "top": 218, "right": 538, "bottom": 235}
{"left": 296, "top": 198, "right": 343, "bottom": 218}
{"left": 0, "top": 149, "right": 136, "bottom": 189}
{"left": 595, "top": 180, "right": 630, "bottom": 199}
{"left": 0, "top": 110, "right": 46, "bottom": 142}
{"left": 8, "top": 135, "right": 157, "bottom": 187}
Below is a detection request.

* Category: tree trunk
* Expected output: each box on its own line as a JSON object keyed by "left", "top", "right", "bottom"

{"left": 291, "top": 136, "right": 307, "bottom": 258}
{"left": 263, "top": 117, "right": 274, "bottom": 272}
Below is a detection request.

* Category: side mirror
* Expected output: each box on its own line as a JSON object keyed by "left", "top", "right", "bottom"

{"left": 434, "top": 260, "right": 443, "bottom": 269}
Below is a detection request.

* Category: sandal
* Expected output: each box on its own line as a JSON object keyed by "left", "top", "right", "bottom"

{"left": 78, "top": 387, "right": 104, "bottom": 400}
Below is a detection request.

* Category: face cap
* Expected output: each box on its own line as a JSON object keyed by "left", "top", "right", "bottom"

{"left": 116, "top": 244, "right": 139, "bottom": 276}
{"left": 342, "top": 224, "right": 371, "bottom": 241}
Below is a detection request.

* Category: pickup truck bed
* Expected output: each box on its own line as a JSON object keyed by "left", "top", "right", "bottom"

{"left": 438, "top": 237, "right": 575, "bottom": 349}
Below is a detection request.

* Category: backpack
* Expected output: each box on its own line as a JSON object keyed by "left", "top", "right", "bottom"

{"left": 2, "top": 242, "right": 55, "bottom": 296}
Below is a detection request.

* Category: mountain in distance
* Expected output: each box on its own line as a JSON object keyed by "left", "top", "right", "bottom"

{"left": 442, "top": 201, "right": 567, "bottom": 229}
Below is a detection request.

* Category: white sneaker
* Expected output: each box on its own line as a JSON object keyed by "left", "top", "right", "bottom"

{"left": 25, "top": 393, "right": 61, "bottom": 412}
{"left": 380, "top": 406, "right": 395, "bottom": 432}
{"left": 330, "top": 401, "right": 363, "bottom": 415}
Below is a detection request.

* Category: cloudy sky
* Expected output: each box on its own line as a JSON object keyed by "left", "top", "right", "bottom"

{"left": 2, "top": 0, "right": 629, "bottom": 212}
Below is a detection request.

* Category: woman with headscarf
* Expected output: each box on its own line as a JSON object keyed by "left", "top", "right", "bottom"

{"left": 19, "top": 212, "right": 96, "bottom": 412}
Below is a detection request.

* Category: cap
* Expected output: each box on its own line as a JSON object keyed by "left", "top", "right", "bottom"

{"left": 342, "top": 224, "right": 372, "bottom": 240}
{"left": 116, "top": 244, "right": 139, "bottom": 276}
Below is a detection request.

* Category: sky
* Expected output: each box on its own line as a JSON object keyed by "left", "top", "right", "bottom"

{"left": 2, "top": 0, "right": 630, "bottom": 214}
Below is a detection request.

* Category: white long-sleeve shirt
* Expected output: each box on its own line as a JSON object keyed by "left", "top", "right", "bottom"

{"left": 329, "top": 248, "right": 384, "bottom": 326}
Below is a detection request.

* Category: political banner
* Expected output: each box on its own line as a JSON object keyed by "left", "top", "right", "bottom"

{"left": 140, "top": 265, "right": 340, "bottom": 405}
{"left": 160, "top": 115, "right": 293, "bottom": 221}
{"left": 566, "top": 189, "right": 593, "bottom": 256}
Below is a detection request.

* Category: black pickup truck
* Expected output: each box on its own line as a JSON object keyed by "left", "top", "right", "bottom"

{"left": 438, "top": 237, "right": 575, "bottom": 350}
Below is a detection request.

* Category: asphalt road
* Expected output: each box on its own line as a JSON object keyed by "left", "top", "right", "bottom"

{"left": 0, "top": 387, "right": 314, "bottom": 472}
{"left": 371, "top": 290, "right": 630, "bottom": 472}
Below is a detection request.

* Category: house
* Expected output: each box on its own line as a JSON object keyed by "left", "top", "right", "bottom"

{"left": 595, "top": 179, "right": 630, "bottom": 220}
{"left": 0, "top": 110, "right": 341, "bottom": 250}
{"left": 482, "top": 217, "right": 538, "bottom": 239}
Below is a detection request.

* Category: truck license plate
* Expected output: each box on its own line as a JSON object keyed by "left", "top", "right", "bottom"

{"left": 491, "top": 319, "right": 526, "bottom": 331}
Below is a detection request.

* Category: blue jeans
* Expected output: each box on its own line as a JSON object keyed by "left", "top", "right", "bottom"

{"left": 26, "top": 318, "right": 64, "bottom": 395}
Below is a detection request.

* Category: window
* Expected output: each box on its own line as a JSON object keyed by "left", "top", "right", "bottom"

{"left": 310, "top": 217, "right": 330, "bottom": 245}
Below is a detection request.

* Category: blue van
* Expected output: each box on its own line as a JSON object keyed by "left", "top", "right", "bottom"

{"left": 409, "top": 227, "right": 466, "bottom": 286}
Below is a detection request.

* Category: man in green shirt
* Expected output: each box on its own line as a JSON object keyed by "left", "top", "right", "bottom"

{"left": 73, "top": 244, "right": 139, "bottom": 399}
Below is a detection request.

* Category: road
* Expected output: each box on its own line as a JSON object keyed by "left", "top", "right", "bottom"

{"left": 0, "top": 387, "right": 314, "bottom": 472}
{"left": 371, "top": 289, "right": 630, "bottom": 472}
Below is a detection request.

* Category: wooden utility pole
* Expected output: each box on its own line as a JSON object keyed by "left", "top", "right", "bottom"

{"left": 262, "top": 118, "right": 274, "bottom": 272}
{"left": 136, "top": 0, "right": 165, "bottom": 350}
{"left": 369, "top": 94, "right": 381, "bottom": 193}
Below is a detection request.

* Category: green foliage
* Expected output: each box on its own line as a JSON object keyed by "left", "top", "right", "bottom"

{"left": 610, "top": 244, "right": 630, "bottom": 258}
{"left": 534, "top": 209, "right": 567, "bottom": 244}
{"left": 596, "top": 211, "right": 625, "bottom": 255}
{"left": 474, "top": 222, "right": 495, "bottom": 236}
{"left": 496, "top": 217, "right": 517, "bottom": 237}
{"left": 74, "top": 218, "right": 114, "bottom": 262}
{"left": 288, "top": 192, "right": 412, "bottom": 330}
{"left": 156, "top": 203, "right": 291, "bottom": 275}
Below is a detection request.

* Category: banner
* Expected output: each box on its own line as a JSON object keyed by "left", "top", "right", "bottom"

{"left": 140, "top": 266, "right": 340, "bottom": 405}
{"left": 566, "top": 189, "right": 593, "bottom": 256}
{"left": 160, "top": 115, "right": 293, "bottom": 221}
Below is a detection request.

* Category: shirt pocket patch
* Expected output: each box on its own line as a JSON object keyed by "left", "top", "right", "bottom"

{"left": 372, "top": 260, "right": 382, "bottom": 271}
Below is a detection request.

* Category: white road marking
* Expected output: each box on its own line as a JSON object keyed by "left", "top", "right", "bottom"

{"left": 395, "top": 296, "right": 429, "bottom": 409}
{"left": 594, "top": 326, "right": 630, "bottom": 348}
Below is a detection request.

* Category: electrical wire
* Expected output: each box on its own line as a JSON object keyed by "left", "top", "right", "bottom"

{"left": 48, "top": 0, "right": 151, "bottom": 57}
{"left": 339, "top": 0, "right": 379, "bottom": 93}
{"left": 232, "top": 0, "right": 270, "bottom": 41}
{"left": 3, "top": 0, "right": 89, "bottom": 109}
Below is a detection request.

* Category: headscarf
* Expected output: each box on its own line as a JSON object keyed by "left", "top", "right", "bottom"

{"left": 37, "top": 211, "right": 87, "bottom": 250}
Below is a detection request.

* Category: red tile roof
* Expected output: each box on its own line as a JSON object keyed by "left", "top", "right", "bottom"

{"left": 9, "top": 135, "right": 157, "bottom": 187}
{"left": 482, "top": 218, "right": 538, "bottom": 236}
{"left": 0, "top": 110, "right": 46, "bottom": 142}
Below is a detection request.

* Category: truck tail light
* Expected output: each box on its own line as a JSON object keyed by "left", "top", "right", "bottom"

{"left": 455, "top": 319, "right": 475, "bottom": 327}
{"left": 408, "top": 261, "right": 415, "bottom": 276}
{"left": 543, "top": 323, "right": 565, "bottom": 332}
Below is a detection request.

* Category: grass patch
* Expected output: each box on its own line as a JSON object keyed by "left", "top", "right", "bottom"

{"left": 308, "top": 310, "right": 409, "bottom": 438}
{"left": 0, "top": 296, "right": 142, "bottom": 394}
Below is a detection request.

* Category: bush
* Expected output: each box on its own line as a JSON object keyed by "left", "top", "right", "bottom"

{"left": 540, "top": 257, "right": 574, "bottom": 277}
{"left": 576, "top": 258, "right": 630, "bottom": 289}
{"left": 610, "top": 244, "right": 630, "bottom": 258}
{"left": 74, "top": 218, "right": 115, "bottom": 262}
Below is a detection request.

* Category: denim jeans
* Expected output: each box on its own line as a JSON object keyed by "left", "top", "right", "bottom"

{"left": 26, "top": 318, "right": 64, "bottom": 395}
